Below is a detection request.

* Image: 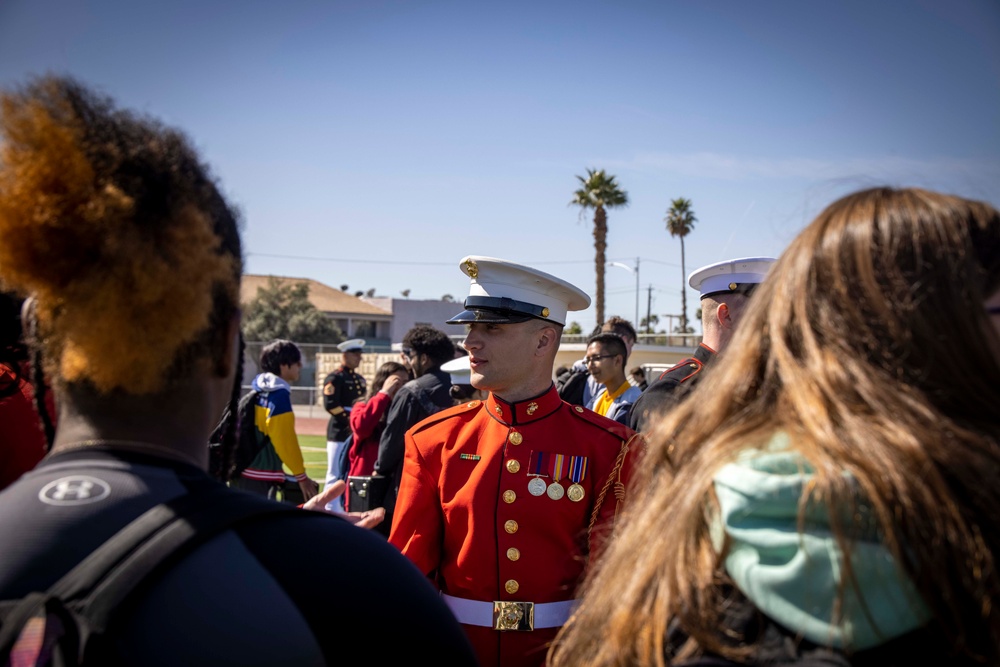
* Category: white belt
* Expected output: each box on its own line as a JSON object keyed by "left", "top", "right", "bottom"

{"left": 441, "top": 593, "right": 576, "bottom": 631}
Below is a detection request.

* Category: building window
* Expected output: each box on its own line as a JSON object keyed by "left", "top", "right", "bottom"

{"left": 354, "top": 320, "right": 376, "bottom": 338}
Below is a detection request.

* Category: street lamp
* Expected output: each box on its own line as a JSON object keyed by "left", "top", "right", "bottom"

{"left": 606, "top": 258, "right": 639, "bottom": 329}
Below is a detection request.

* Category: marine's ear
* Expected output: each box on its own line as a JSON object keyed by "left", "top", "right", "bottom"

{"left": 535, "top": 323, "right": 559, "bottom": 356}
{"left": 717, "top": 302, "right": 733, "bottom": 330}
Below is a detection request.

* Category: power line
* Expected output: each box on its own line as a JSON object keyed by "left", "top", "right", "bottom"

{"left": 247, "top": 253, "right": 598, "bottom": 267}
{"left": 250, "top": 251, "right": 681, "bottom": 269}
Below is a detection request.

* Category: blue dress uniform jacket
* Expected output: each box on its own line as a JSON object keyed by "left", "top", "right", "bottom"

{"left": 627, "top": 343, "right": 716, "bottom": 432}
{"left": 390, "top": 385, "right": 638, "bottom": 667}
{"left": 323, "top": 365, "right": 367, "bottom": 441}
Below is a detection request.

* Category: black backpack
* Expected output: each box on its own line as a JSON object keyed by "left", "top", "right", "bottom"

{"left": 0, "top": 487, "right": 317, "bottom": 666}
{"left": 208, "top": 389, "right": 268, "bottom": 481}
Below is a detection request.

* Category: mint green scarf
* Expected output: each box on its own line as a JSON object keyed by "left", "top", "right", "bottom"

{"left": 711, "top": 436, "right": 931, "bottom": 650}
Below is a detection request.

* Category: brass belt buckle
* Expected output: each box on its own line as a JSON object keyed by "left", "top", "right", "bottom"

{"left": 492, "top": 600, "right": 534, "bottom": 631}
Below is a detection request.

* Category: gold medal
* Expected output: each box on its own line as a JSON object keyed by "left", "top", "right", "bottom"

{"left": 546, "top": 482, "right": 565, "bottom": 500}
{"left": 527, "top": 477, "right": 547, "bottom": 496}
{"left": 567, "top": 483, "right": 585, "bottom": 502}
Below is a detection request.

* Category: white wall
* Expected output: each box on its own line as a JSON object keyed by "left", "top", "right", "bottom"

{"left": 363, "top": 297, "right": 468, "bottom": 342}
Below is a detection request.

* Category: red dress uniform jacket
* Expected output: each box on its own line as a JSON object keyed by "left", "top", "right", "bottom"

{"left": 390, "top": 385, "right": 637, "bottom": 667}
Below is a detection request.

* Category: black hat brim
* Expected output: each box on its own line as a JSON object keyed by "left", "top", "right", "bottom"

{"left": 445, "top": 307, "right": 536, "bottom": 325}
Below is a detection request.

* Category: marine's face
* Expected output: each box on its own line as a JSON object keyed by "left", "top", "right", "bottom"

{"left": 343, "top": 350, "right": 362, "bottom": 370}
{"left": 462, "top": 320, "right": 541, "bottom": 397}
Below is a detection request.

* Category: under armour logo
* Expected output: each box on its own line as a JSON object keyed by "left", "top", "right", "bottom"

{"left": 39, "top": 476, "right": 111, "bottom": 506}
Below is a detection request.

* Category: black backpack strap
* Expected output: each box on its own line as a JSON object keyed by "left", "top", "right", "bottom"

{"left": 0, "top": 591, "right": 83, "bottom": 664}
{"left": 56, "top": 487, "right": 309, "bottom": 631}
{"left": 0, "top": 486, "right": 320, "bottom": 665}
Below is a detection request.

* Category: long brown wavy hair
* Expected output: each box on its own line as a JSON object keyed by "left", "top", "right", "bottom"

{"left": 549, "top": 187, "right": 1000, "bottom": 665}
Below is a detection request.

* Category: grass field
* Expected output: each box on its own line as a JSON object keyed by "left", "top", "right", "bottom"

{"left": 298, "top": 434, "right": 329, "bottom": 484}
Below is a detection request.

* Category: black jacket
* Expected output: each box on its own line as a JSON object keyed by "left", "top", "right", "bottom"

{"left": 323, "top": 365, "right": 367, "bottom": 441}
{"left": 627, "top": 344, "right": 715, "bottom": 432}
{"left": 373, "top": 367, "right": 452, "bottom": 531}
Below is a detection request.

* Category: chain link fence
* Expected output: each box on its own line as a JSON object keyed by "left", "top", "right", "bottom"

{"left": 242, "top": 341, "right": 401, "bottom": 407}
{"left": 243, "top": 332, "right": 701, "bottom": 407}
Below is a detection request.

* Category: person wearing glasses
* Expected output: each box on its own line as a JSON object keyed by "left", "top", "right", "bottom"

{"left": 372, "top": 325, "right": 455, "bottom": 536}
{"left": 583, "top": 332, "right": 641, "bottom": 425}
{"left": 389, "top": 256, "right": 639, "bottom": 667}
{"left": 627, "top": 257, "right": 775, "bottom": 433}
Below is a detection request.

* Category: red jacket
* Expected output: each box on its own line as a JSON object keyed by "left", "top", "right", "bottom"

{"left": 390, "top": 385, "right": 637, "bottom": 667}
{"left": 0, "top": 364, "right": 50, "bottom": 490}
{"left": 347, "top": 391, "right": 394, "bottom": 482}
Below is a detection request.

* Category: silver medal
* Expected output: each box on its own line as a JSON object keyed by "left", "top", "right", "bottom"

{"left": 527, "top": 477, "right": 547, "bottom": 496}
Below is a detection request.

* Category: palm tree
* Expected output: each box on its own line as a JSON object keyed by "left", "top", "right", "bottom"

{"left": 570, "top": 169, "right": 629, "bottom": 326}
{"left": 665, "top": 197, "right": 697, "bottom": 332}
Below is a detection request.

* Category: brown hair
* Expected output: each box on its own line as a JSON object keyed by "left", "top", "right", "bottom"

{"left": 602, "top": 315, "right": 637, "bottom": 344}
{"left": 369, "top": 361, "right": 407, "bottom": 399}
{"left": 549, "top": 187, "right": 1000, "bottom": 665}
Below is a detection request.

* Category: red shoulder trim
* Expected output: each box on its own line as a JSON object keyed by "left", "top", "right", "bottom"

{"left": 565, "top": 404, "right": 634, "bottom": 440}
{"left": 409, "top": 399, "right": 482, "bottom": 434}
{"left": 657, "top": 357, "right": 703, "bottom": 383}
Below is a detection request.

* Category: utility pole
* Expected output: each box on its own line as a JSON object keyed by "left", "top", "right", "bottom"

{"left": 634, "top": 257, "right": 640, "bottom": 329}
{"left": 607, "top": 259, "right": 641, "bottom": 329}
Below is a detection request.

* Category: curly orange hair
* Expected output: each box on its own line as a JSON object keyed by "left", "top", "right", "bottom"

{"left": 0, "top": 76, "right": 242, "bottom": 395}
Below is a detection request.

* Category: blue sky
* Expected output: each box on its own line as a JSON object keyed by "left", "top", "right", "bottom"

{"left": 2, "top": 0, "right": 998, "bottom": 334}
